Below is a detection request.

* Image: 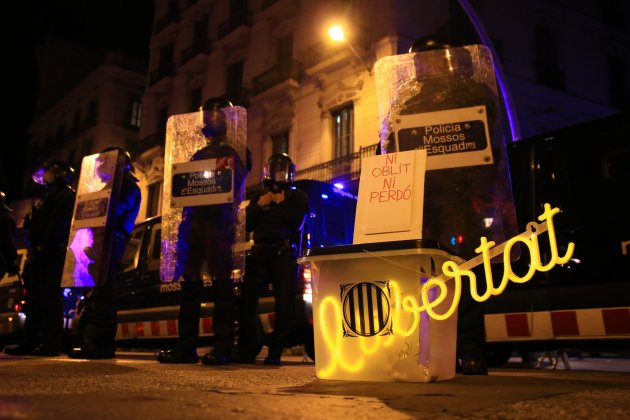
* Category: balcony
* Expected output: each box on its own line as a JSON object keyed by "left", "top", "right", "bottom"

{"left": 252, "top": 60, "right": 302, "bottom": 96}
{"left": 149, "top": 64, "right": 175, "bottom": 86}
{"left": 218, "top": 13, "right": 252, "bottom": 40}
{"left": 138, "top": 132, "right": 166, "bottom": 155}
{"left": 180, "top": 39, "right": 211, "bottom": 65}
{"left": 154, "top": 11, "right": 181, "bottom": 34}
{"left": 295, "top": 144, "right": 378, "bottom": 184}
{"left": 226, "top": 88, "right": 251, "bottom": 108}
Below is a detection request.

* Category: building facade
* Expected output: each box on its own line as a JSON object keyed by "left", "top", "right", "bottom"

{"left": 25, "top": 0, "right": 628, "bottom": 224}
{"left": 135, "top": 0, "right": 627, "bottom": 221}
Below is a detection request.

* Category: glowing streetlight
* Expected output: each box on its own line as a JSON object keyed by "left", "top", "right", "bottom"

{"left": 328, "top": 25, "right": 345, "bottom": 42}
{"left": 328, "top": 24, "right": 371, "bottom": 74}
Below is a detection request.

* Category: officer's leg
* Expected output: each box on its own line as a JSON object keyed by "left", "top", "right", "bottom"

{"left": 176, "top": 280, "right": 203, "bottom": 351}
{"left": 76, "top": 278, "right": 116, "bottom": 358}
{"left": 207, "top": 276, "right": 234, "bottom": 361}
{"left": 456, "top": 264, "right": 488, "bottom": 375}
{"left": 158, "top": 226, "right": 203, "bottom": 364}
{"left": 32, "top": 255, "right": 64, "bottom": 355}
{"left": 156, "top": 280, "right": 202, "bottom": 364}
{"left": 235, "top": 253, "right": 260, "bottom": 362}
{"left": 266, "top": 251, "right": 297, "bottom": 364}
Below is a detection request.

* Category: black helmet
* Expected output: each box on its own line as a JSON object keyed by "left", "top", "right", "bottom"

{"left": 201, "top": 97, "right": 232, "bottom": 138}
{"left": 263, "top": 153, "right": 296, "bottom": 186}
{"left": 32, "top": 160, "right": 75, "bottom": 185}
{"left": 409, "top": 35, "right": 451, "bottom": 53}
{"left": 201, "top": 97, "right": 233, "bottom": 111}
{"left": 409, "top": 34, "right": 472, "bottom": 77}
{"left": 0, "top": 191, "right": 12, "bottom": 212}
{"left": 100, "top": 146, "right": 134, "bottom": 174}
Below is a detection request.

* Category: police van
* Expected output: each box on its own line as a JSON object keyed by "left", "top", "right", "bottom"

{"left": 482, "top": 112, "right": 629, "bottom": 365}
{"left": 97, "top": 179, "right": 357, "bottom": 360}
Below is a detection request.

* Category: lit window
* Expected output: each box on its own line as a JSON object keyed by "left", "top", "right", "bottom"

{"left": 130, "top": 100, "right": 142, "bottom": 128}
{"left": 332, "top": 104, "right": 354, "bottom": 158}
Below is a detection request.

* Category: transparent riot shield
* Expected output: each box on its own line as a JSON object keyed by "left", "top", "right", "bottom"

{"left": 61, "top": 149, "right": 125, "bottom": 287}
{"left": 374, "top": 45, "right": 518, "bottom": 260}
{"left": 161, "top": 106, "right": 247, "bottom": 284}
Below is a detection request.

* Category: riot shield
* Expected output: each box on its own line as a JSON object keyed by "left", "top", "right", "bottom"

{"left": 61, "top": 149, "right": 125, "bottom": 287}
{"left": 161, "top": 106, "right": 247, "bottom": 284}
{"left": 374, "top": 44, "right": 518, "bottom": 260}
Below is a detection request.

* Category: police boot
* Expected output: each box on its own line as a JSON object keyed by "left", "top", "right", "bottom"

{"left": 157, "top": 281, "right": 202, "bottom": 364}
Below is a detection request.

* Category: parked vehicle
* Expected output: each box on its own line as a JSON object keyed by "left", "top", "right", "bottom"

{"left": 482, "top": 112, "right": 629, "bottom": 365}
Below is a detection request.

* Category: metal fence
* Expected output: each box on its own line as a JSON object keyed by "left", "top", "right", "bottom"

{"left": 295, "top": 143, "right": 378, "bottom": 184}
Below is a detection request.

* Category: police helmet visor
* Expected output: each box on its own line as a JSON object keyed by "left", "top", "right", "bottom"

{"left": 32, "top": 162, "right": 73, "bottom": 185}
{"left": 263, "top": 160, "right": 295, "bottom": 183}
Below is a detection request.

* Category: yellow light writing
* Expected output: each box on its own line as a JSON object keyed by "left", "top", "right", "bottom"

{"left": 318, "top": 296, "right": 365, "bottom": 378}
{"left": 315, "top": 204, "right": 575, "bottom": 376}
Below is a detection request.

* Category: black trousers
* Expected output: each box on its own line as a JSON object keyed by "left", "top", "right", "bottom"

{"left": 79, "top": 237, "right": 125, "bottom": 354}
{"left": 456, "top": 264, "right": 488, "bottom": 361}
{"left": 22, "top": 249, "right": 65, "bottom": 351}
{"left": 175, "top": 278, "right": 234, "bottom": 357}
{"left": 239, "top": 244, "right": 297, "bottom": 360}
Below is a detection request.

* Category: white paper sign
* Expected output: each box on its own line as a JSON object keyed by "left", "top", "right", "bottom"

{"left": 353, "top": 150, "right": 427, "bottom": 244}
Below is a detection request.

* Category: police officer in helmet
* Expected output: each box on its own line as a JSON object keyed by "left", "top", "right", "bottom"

{"left": 69, "top": 147, "right": 141, "bottom": 359}
{"left": 158, "top": 97, "right": 248, "bottom": 365}
{"left": 0, "top": 191, "right": 19, "bottom": 281}
{"left": 5, "top": 160, "right": 76, "bottom": 356}
{"left": 237, "top": 153, "right": 309, "bottom": 365}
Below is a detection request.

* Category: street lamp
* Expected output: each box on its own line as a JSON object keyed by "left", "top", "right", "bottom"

{"left": 328, "top": 25, "right": 371, "bottom": 74}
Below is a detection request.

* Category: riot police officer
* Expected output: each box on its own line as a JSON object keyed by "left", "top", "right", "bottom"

{"left": 399, "top": 35, "right": 512, "bottom": 375}
{"left": 157, "top": 97, "right": 248, "bottom": 365}
{"left": 0, "top": 191, "right": 19, "bottom": 280}
{"left": 5, "top": 161, "right": 75, "bottom": 356}
{"left": 69, "top": 147, "right": 141, "bottom": 359}
{"left": 238, "top": 153, "right": 309, "bottom": 365}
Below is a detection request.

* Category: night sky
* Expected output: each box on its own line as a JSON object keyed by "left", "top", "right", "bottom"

{"left": 2, "top": 1, "right": 154, "bottom": 202}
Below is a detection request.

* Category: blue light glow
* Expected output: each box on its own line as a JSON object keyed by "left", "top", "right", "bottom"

{"left": 69, "top": 228, "right": 96, "bottom": 287}
{"left": 333, "top": 183, "right": 344, "bottom": 189}
{"left": 321, "top": 194, "right": 328, "bottom": 199}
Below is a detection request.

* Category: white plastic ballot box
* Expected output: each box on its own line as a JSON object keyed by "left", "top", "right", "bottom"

{"left": 299, "top": 239, "right": 461, "bottom": 382}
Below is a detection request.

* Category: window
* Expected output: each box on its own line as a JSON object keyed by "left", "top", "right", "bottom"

{"left": 146, "top": 182, "right": 162, "bottom": 218}
{"left": 193, "top": 17, "right": 208, "bottom": 49}
{"left": 277, "top": 34, "right": 293, "bottom": 70}
{"left": 332, "top": 104, "right": 354, "bottom": 158}
{"left": 86, "top": 100, "right": 98, "bottom": 126}
{"left": 272, "top": 131, "right": 289, "bottom": 155}
{"left": 157, "top": 107, "right": 168, "bottom": 135}
{"left": 226, "top": 61, "right": 244, "bottom": 105}
{"left": 73, "top": 111, "right": 81, "bottom": 136}
{"left": 190, "top": 87, "right": 202, "bottom": 112}
{"left": 121, "top": 228, "right": 146, "bottom": 273}
{"left": 130, "top": 100, "right": 142, "bottom": 128}
{"left": 159, "top": 44, "right": 174, "bottom": 72}
{"left": 229, "top": 0, "right": 248, "bottom": 17}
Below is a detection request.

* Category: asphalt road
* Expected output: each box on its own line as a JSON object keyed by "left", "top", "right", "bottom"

{"left": 1, "top": 349, "right": 629, "bottom": 419}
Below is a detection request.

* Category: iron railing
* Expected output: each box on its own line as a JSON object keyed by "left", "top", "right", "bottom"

{"left": 295, "top": 143, "right": 378, "bottom": 184}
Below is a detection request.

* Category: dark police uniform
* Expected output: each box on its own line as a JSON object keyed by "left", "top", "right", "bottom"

{"left": 0, "top": 196, "right": 18, "bottom": 279}
{"left": 241, "top": 183, "right": 308, "bottom": 364}
{"left": 20, "top": 181, "right": 75, "bottom": 355}
{"left": 72, "top": 170, "right": 141, "bottom": 359}
{"left": 172, "top": 142, "right": 247, "bottom": 363}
